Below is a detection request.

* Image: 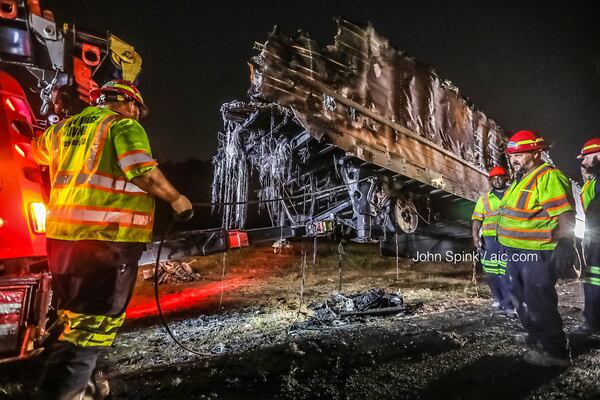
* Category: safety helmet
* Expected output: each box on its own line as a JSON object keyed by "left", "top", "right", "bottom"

{"left": 505, "top": 130, "right": 546, "bottom": 154}
{"left": 577, "top": 138, "right": 600, "bottom": 159}
{"left": 488, "top": 166, "right": 508, "bottom": 177}
{"left": 89, "top": 80, "right": 148, "bottom": 117}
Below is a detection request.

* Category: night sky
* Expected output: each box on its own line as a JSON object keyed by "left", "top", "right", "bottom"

{"left": 44, "top": 1, "right": 600, "bottom": 179}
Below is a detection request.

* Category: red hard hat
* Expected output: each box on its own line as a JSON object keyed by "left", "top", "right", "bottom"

{"left": 488, "top": 166, "right": 508, "bottom": 177}
{"left": 89, "top": 80, "right": 148, "bottom": 117}
{"left": 506, "top": 130, "right": 546, "bottom": 154}
{"left": 578, "top": 138, "right": 600, "bottom": 159}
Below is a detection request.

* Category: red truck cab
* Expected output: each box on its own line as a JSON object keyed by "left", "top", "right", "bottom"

{"left": 0, "top": 69, "right": 51, "bottom": 362}
{"left": 0, "top": 69, "right": 47, "bottom": 260}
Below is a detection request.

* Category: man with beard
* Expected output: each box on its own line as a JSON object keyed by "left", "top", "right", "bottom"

{"left": 497, "top": 130, "right": 575, "bottom": 367}
{"left": 573, "top": 138, "right": 600, "bottom": 336}
{"left": 472, "top": 166, "right": 515, "bottom": 317}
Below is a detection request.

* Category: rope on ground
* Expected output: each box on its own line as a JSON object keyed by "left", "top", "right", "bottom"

{"left": 312, "top": 235, "right": 318, "bottom": 272}
{"left": 337, "top": 240, "right": 345, "bottom": 292}
{"left": 395, "top": 233, "right": 400, "bottom": 284}
{"left": 297, "top": 247, "right": 307, "bottom": 318}
{"left": 471, "top": 257, "right": 480, "bottom": 298}
{"left": 218, "top": 252, "right": 227, "bottom": 312}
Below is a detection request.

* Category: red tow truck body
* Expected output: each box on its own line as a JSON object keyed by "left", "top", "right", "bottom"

{"left": 0, "top": 69, "right": 51, "bottom": 363}
{"left": 0, "top": 0, "right": 142, "bottom": 362}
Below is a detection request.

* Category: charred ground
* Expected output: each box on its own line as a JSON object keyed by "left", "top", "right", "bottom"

{"left": 1, "top": 241, "right": 599, "bottom": 399}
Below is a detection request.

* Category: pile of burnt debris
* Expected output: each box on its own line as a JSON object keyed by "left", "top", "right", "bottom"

{"left": 294, "top": 289, "right": 421, "bottom": 331}
{"left": 142, "top": 261, "right": 202, "bottom": 284}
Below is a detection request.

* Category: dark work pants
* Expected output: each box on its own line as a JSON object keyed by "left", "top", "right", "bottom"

{"left": 482, "top": 236, "right": 513, "bottom": 310}
{"left": 504, "top": 248, "right": 568, "bottom": 358}
{"left": 583, "top": 241, "right": 600, "bottom": 329}
{"left": 40, "top": 239, "right": 144, "bottom": 399}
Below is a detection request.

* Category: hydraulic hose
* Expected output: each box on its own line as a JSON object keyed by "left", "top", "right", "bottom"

{"left": 153, "top": 210, "right": 213, "bottom": 357}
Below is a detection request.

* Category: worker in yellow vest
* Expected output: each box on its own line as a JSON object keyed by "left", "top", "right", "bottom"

{"left": 472, "top": 166, "right": 515, "bottom": 317}
{"left": 497, "top": 130, "right": 575, "bottom": 367}
{"left": 573, "top": 137, "right": 600, "bottom": 336}
{"left": 32, "top": 80, "right": 193, "bottom": 399}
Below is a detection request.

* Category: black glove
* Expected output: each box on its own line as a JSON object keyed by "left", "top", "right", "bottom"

{"left": 171, "top": 195, "right": 194, "bottom": 222}
{"left": 551, "top": 238, "right": 576, "bottom": 279}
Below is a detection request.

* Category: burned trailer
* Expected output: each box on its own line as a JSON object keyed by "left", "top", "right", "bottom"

{"left": 212, "top": 19, "right": 508, "bottom": 255}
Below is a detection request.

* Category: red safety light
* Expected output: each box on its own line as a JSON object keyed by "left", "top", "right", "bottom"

{"left": 4, "top": 96, "right": 33, "bottom": 125}
{"left": 29, "top": 202, "right": 47, "bottom": 233}
{"left": 0, "top": 217, "right": 5, "bottom": 229}
{"left": 14, "top": 144, "right": 25, "bottom": 158}
{"left": 5, "top": 97, "right": 16, "bottom": 112}
{"left": 0, "top": 287, "right": 27, "bottom": 353}
{"left": 227, "top": 230, "right": 249, "bottom": 249}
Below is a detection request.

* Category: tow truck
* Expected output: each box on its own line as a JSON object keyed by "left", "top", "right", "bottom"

{"left": 0, "top": 0, "right": 142, "bottom": 363}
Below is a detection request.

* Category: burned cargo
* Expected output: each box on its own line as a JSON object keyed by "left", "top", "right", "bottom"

{"left": 212, "top": 19, "right": 508, "bottom": 255}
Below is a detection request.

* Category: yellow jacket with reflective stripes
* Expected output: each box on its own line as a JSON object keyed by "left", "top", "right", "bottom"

{"left": 581, "top": 177, "right": 597, "bottom": 211}
{"left": 581, "top": 177, "right": 600, "bottom": 244}
{"left": 32, "top": 106, "right": 157, "bottom": 242}
{"left": 472, "top": 191, "right": 503, "bottom": 237}
{"left": 497, "top": 163, "right": 573, "bottom": 251}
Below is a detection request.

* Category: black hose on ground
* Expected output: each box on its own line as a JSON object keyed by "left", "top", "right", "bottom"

{"left": 153, "top": 210, "right": 213, "bottom": 357}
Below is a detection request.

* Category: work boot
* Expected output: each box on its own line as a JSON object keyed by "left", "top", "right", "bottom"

{"left": 82, "top": 371, "right": 110, "bottom": 400}
{"left": 523, "top": 349, "right": 570, "bottom": 368}
{"left": 504, "top": 309, "right": 518, "bottom": 319}
{"left": 571, "top": 323, "right": 600, "bottom": 337}
{"left": 491, "top": 300, "right": 501, "bottom": 309}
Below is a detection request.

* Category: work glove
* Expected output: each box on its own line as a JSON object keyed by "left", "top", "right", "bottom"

{"left": 550, "top": 237, "right": 576, "bottom": 279}
{"left": 171, "top": 195, "right": 194, "bottom": 221}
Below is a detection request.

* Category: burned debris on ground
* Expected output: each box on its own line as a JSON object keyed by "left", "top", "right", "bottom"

{"left": 1, "top": 242, "right": 600, "bottom": 399}
{"left": 291, "top": 288, "right": 420, "bottom": 333}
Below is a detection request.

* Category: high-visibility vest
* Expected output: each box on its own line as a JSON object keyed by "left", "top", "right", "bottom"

{"left": 497, "top": 162, "right": 573, "bottom": 251}
{"left": 472, "top": 191, "right": 503, "bottom": 237}
{"left": 32, "top": 106, "right": 157, "bottom": 243}
{"left": 581, "top": 177, "right": 600, "bottom": 243}
{"left": 581, "top": 177, "right": 597, "bottom": 211}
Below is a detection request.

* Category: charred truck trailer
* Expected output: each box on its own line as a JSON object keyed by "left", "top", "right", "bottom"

{"left": 0, "top": 1, "right": 141, "bottom": 362}
{"left": 212, "top": 19, "right": 508, "bottom": 255}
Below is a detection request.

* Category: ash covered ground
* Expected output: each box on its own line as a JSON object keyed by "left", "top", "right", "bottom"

{"left": 2, "top": 241, "right": 600, "bottom": 399}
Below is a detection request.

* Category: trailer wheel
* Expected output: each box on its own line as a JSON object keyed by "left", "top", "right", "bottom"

{"left": 393, "top": 198, "right": 418, "bottom": 234}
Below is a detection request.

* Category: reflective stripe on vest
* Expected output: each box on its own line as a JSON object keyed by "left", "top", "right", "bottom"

{"left": 483, "top": 193, "right": 492, "bottom": 213}
{"left": 54, "top": 171, "right": 146, "bottom": 195}
{"left": 472, "top": 211, "right": 485, "bottom": 219}
{"left": 49, "top": 205, "right": 153, "bottom": 229}
{"left": 85, "top": 114, "right": 120, "bottom": 172}
{"left": 500, "top": 207, "right": 549, "bottom": 219}
{"left": 498, "top": 163, "right": 569, "bottom": 250}
{"left": 480, "top": 192, "right": 502, "bottom": 237}
{"left": 58, "top": 309, "right": 125, "bottom": 347}
{"left": 584, "top": 265, "right": 600, "bottom": 287}
{"left": 514, "top": 165, "right": 553, "bottom": 209}
{"left": 581, "top": 178, "right": 597, "bottom": 211}
{"left": 118, "top": 150, "right": 156, "bottom": 173}
{"left": 49, "top": 119, "right": 67, "bottom": 174}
